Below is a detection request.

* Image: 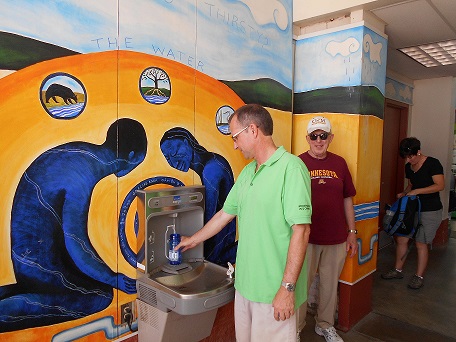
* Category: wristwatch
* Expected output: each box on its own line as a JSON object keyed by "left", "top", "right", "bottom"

{"left": 348, "top": 229, "right": 358, "bottom": 234}
{"left": 281, "top": 281, "right": 296, "bottom": 292}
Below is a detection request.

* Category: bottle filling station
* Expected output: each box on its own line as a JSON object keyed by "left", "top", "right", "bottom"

{"left": 136, "top": 185, "right": 235, "bottom": 341}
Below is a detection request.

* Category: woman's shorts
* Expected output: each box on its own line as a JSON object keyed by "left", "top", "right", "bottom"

{"left": 414, "top": 209, "right": 442, "bottom": 244}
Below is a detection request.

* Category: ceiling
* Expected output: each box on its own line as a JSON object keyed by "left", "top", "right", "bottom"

{"left": 371, "top": 0, "right": 456, "bottom": 81}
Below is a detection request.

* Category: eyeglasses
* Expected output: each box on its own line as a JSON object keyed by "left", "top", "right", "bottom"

{"left": 308, "top": 132, "right": 329, "bottom": 141}
{"left": 231, "top": 125, "right": 249, "bottom": 142}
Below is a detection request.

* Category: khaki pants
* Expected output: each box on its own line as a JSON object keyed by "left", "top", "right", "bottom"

{"left": 297, "top": 242, "right": 347, "bottom": 331}
{"left": 235, "top": 290, "right": 297, "bottom": 342}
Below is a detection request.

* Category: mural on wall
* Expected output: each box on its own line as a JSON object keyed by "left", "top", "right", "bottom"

{"left": 40, "top": 73, "right": 87, "bottom": 119}
{"left": 293, "top": 24, "right": 387, "bottom": 285}
{"left": 0, "top": 0, "right": 293, "bottom": 340}
{"left": 294, "top": 25, "right": 387, "bottom": 117}
{"left": 121, "top": 0, "right": 295, "bottom": 110}
{"left": 385, "top": 76, "right": 413, "bottom": 105}
{"left": 139, "top": 67, "right": 171, "bottom": 105}
{"left": 160, "top": 127, "right": 237, "bottom": 265}
{"left": 1, "top": 119, "right": 145, "bottom": 332}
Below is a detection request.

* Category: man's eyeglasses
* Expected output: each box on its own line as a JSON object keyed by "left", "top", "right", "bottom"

{"left": 308, "top": 132, "right": 329, "bottom": 141}
{"left": 231, "top": 125, "right": 249, "bottom": 142}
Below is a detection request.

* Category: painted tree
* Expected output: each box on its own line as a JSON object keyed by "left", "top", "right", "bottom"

{"left": 142, "top": 67, "right": 168, "bottom": 96}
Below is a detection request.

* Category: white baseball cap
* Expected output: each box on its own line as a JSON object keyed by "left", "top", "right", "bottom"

{"left": 307, "top": 116, "right": 331, "bottom": 134}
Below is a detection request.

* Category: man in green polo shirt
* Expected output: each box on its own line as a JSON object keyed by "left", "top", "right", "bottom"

{"left": 176, "top": 104, "right": 312, "bottom": 341}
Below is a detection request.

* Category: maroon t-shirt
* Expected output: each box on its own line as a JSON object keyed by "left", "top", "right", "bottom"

{"left": 299, "top": 151, "right": 356, "bottom": 245}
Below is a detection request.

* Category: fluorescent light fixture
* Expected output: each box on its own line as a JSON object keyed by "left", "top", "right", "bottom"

{"left": 398, "top": 39, "right": 456, "bottom": 67}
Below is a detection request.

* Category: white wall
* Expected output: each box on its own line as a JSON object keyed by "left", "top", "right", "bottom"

{"left": 410, "top": 77, "right": 456, "bottom": 216}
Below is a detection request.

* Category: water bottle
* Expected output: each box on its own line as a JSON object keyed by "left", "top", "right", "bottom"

{"left": 168, "top": 233, "right": 182, "bottom": 265}
{"left": 383, "top": 209, "right": 395, "bottom": 230}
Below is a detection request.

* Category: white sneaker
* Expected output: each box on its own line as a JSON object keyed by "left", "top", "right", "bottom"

{"left": 315, "top": 325, "right": 344, "bottom": 342}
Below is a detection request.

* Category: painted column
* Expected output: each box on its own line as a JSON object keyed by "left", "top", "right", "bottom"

{"left": 293, "top": 23, "right": 388, "bottom": 330}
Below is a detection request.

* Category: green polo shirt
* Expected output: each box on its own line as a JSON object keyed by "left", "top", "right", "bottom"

{"left": 223, "top": 146, "right": 312, "bottom": 307}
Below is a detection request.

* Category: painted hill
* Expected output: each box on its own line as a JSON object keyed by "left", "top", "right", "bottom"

{"left": 294, "top": 86, "right": 384, "bottom": 118}
{"left": 221, "top": 78, "right": 292, "bottom": 112}
{"left": 0, "top": 31, "right": 80, "bottom": 70}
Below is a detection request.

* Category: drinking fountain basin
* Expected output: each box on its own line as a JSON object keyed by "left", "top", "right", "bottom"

{"left": 154, "top": 260, "right": 232, "bottom": 293}
{"left": 137, "top": 260, "right": 234, "bottom": 315}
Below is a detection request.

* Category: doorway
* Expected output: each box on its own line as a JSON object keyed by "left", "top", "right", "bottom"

{"left": 378, "top": 99, "right": 408, "bottom": 247}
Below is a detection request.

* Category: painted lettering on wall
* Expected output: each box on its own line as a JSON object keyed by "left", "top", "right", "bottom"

{"left": 203, "top": 2, "right": 269, "bottom": 48}
{"left": 151, "top": 45, "right": 204, "bottom": 71}
{"left": 90, "top": 38, "right": 204, "bottom": 72}
{"left": 91, "top": 37, "right": 134, "bottom": 50}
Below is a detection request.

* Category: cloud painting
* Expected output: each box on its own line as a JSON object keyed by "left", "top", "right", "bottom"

{"left": 0, "top": 0, "right": 293, "bottom": 87}
{"left": 326, "top": 37, "right": 360, "bottom": 57}
{"left": 295, "top": 25, "right": 387, "bottom": 94}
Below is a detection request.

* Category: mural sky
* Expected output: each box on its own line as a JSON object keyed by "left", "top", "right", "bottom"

{"left": 295, "top": 25, "right": 387, "bottom": 94}
{"left": 0, "top": 0, "right": 293, "bottom": 87}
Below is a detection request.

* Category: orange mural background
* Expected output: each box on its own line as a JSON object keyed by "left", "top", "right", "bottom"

{"left": 0, "top": 50, "right": 293, "bottom": 341}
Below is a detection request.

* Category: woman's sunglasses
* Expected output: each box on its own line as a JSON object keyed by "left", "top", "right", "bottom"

{"left": 308, "top": 132, "right": 329, "bottom": 141}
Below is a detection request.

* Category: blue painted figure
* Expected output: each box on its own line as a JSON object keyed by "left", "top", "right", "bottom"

{"left": 160, "top": 127, "right": 237, "bottom": 265}
{"left": 0, "top": 118, "right": 147, "bottom": 332}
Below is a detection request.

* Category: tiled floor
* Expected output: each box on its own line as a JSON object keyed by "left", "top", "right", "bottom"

{"left": 299, "top": 230, "right": 456, "bottom": 341}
